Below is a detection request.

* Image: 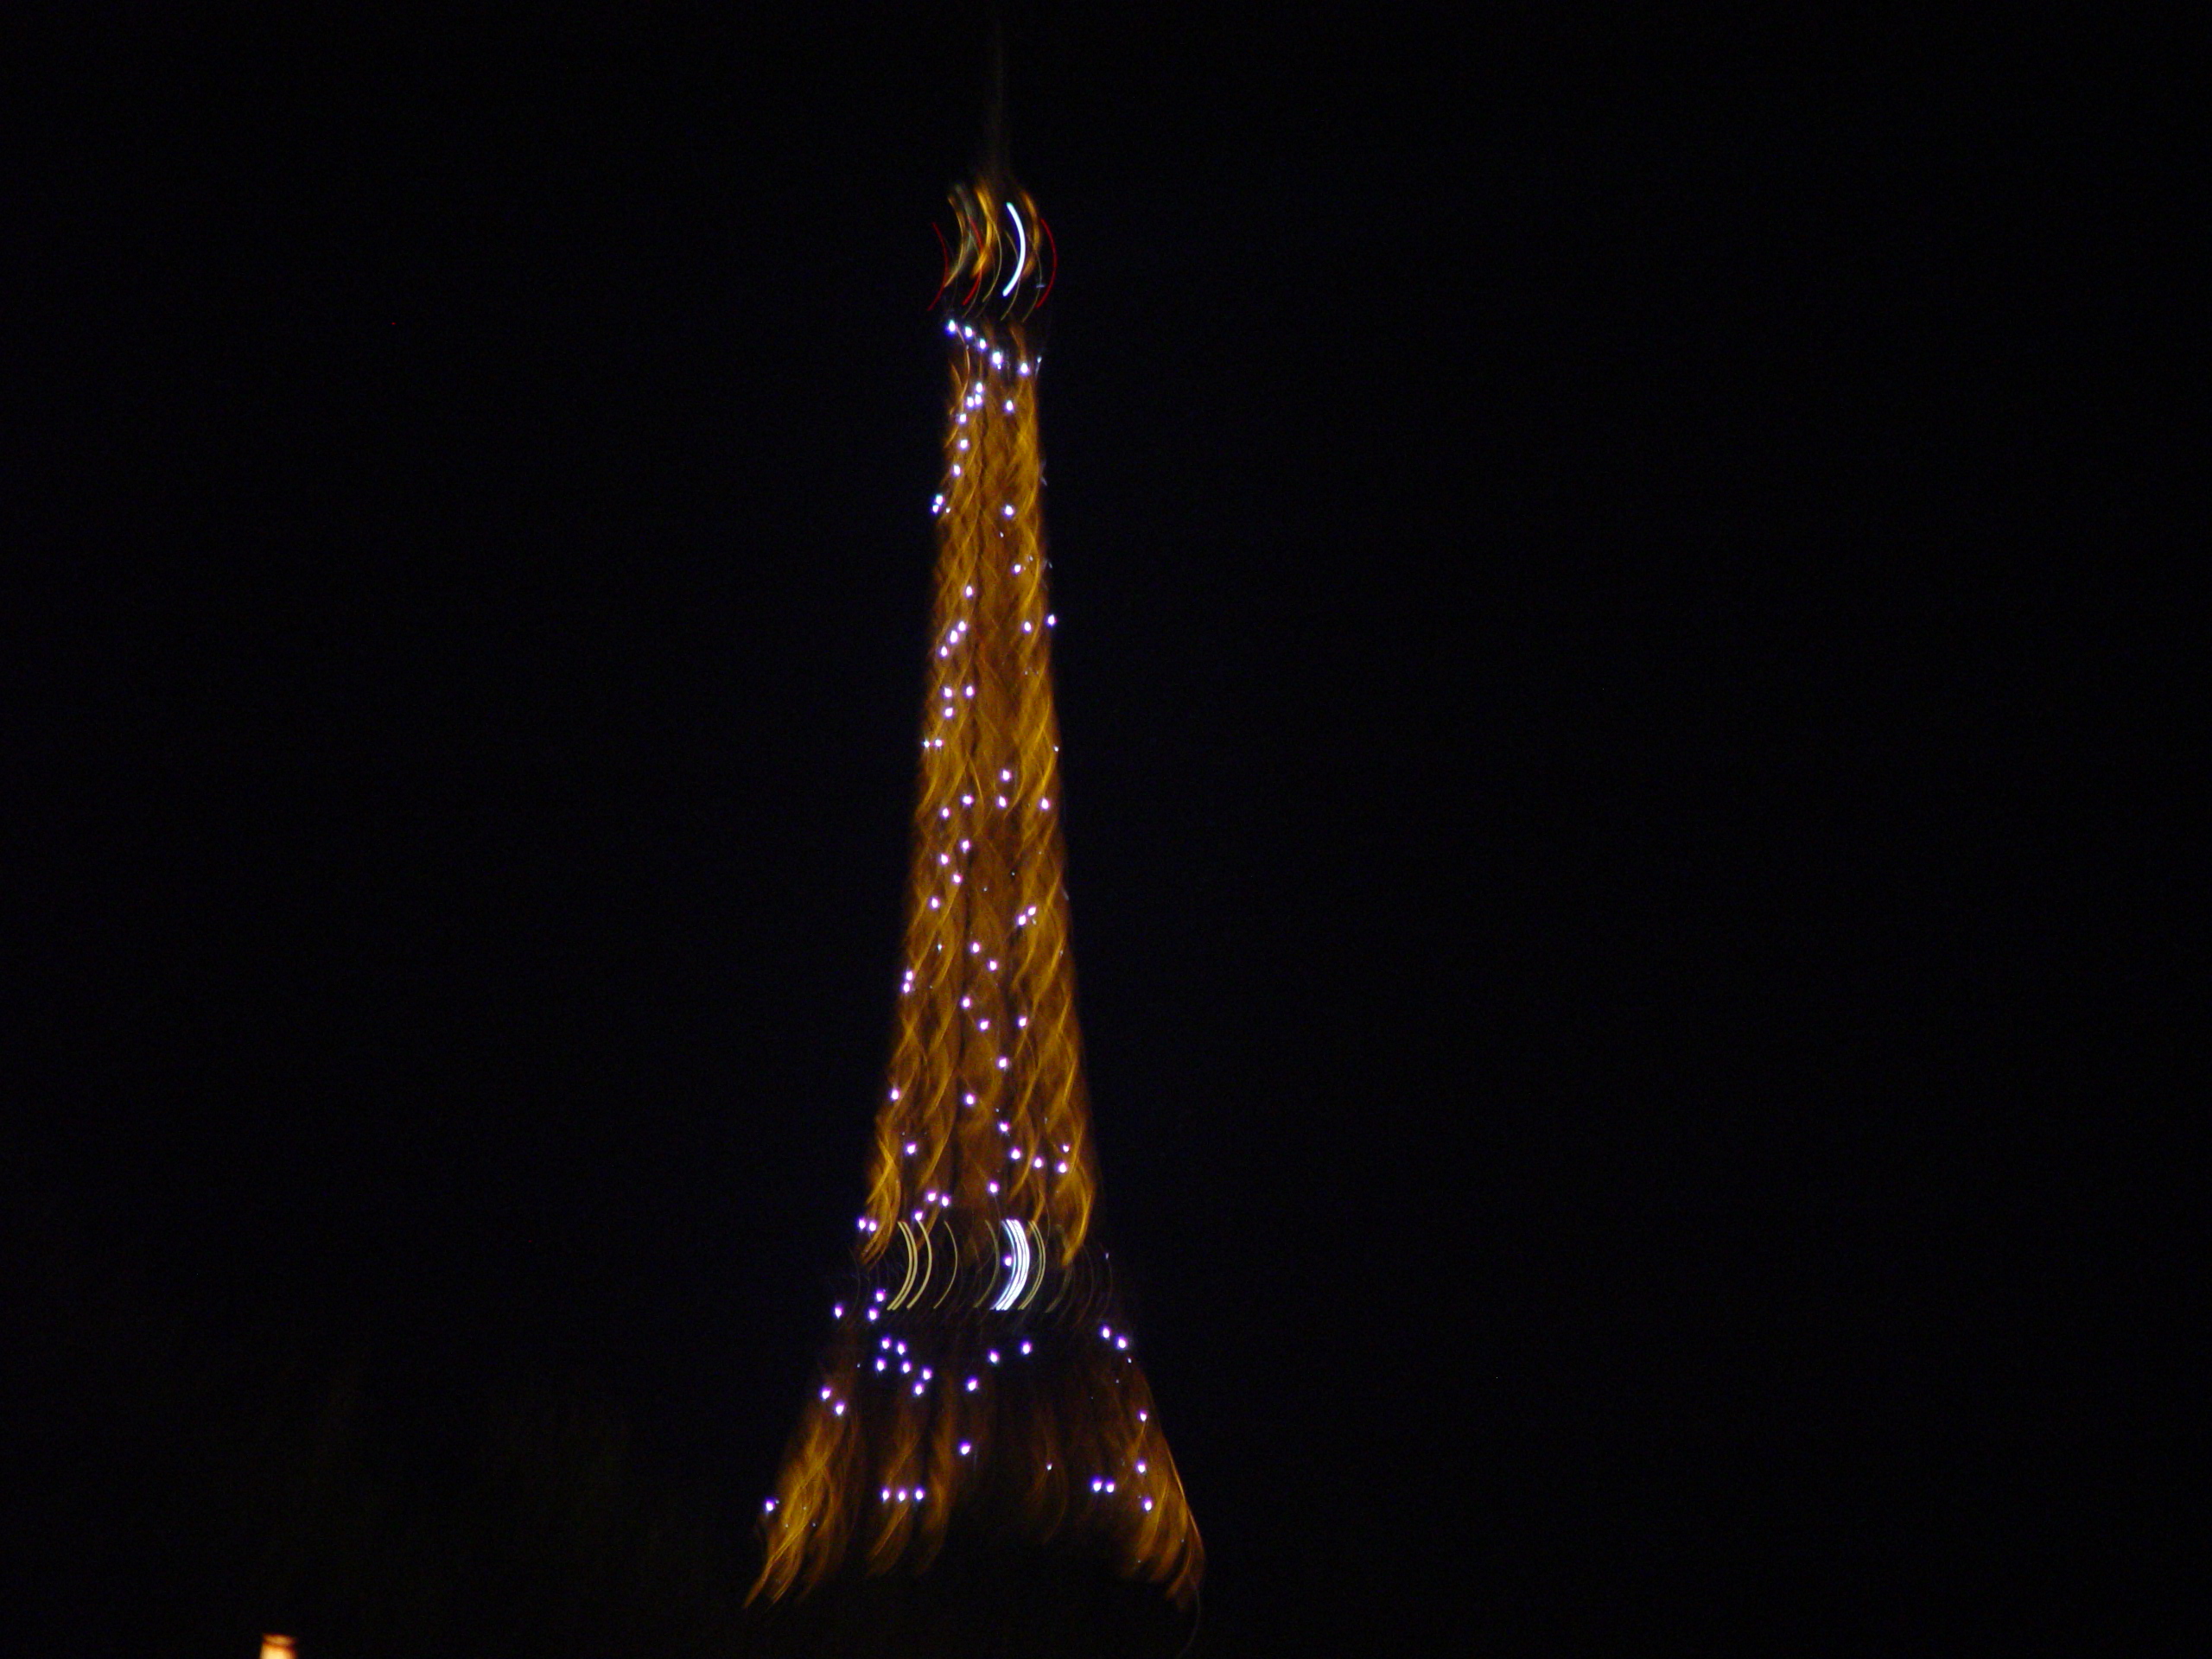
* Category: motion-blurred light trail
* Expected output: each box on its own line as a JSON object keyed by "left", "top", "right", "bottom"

{"left": 752, "top": 169, "right": 1200, "bottom": 1606}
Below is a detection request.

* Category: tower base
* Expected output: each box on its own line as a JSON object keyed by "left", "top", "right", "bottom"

{"left": 749, "top": 1538, "right": 1196, "bottom": 1659}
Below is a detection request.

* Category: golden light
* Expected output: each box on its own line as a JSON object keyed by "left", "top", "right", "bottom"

{"left": 259, "top": 1638, "right": 296, "bottom": 1659}
{"left": 752, "top": 176, "right": 1199, "bottom": 1607}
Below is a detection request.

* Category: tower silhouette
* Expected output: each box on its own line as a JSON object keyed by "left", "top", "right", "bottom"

{"left": 750, "top": 166, "right": 1202, "bottom": 1643}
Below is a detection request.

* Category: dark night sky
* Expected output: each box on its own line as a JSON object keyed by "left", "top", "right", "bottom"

{"left": 5, "top": 6, "right": 2187, "bottom": 1653}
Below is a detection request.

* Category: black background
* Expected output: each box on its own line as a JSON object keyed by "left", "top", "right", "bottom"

{"left": 6, "top": 5, "right": 2189, "bottom": 1654}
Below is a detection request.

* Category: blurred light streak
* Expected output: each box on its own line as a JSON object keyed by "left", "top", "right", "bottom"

{"left": 753, "top": 168, "right": 1200, "bottom": 1609}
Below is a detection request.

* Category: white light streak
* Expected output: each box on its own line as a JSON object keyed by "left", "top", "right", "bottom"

{"left": 992, "top": 1218, "right": 1031, "bottom": 1310}
{"left": 1002, "top": 204, "right": 1027, "bottom": 297}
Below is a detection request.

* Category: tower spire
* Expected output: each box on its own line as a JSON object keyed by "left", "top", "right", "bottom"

{"left": 982, "top": 19, "right": 1009, "bottom": 184}
{"left": 753, "top": 172, "right": 1198, "bottom": 1614}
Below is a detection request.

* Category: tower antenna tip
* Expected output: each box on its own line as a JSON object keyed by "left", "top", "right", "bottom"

{"left": 982, "top": 17, "right": 1010, "bottom": 183}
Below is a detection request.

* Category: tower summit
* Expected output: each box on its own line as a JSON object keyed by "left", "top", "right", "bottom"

{"left": 752, "top": 174, "right": 1202, "bottom": 1610}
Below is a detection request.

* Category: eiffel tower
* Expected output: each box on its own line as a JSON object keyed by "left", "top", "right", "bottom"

{"left": 749, "top": 165, "right": 1202, "bottom": 1653}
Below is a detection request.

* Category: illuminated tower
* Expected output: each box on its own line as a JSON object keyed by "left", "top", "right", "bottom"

{"left": 753, "top": 171, "right": 1202, "bottom": 1617}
